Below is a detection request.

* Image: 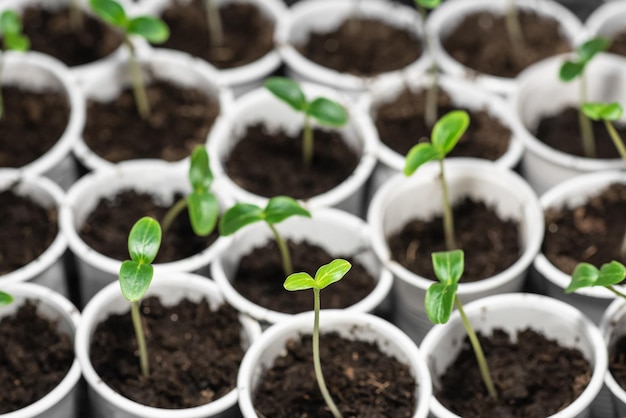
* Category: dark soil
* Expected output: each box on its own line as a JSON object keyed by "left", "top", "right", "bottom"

{"left": 608, "top": 31, "right": 626, "bottom": 58}
{"left": 0, "top": 87, "right": 69, "bottom": 168}
{"left": 83, "top": 80, "right": 220, "bottom": 163}
{"left": 0, "top": 300, "right": 74, "bottom": 414}
{"left": 442, "top": 10, "right": 571, "bottom": 78}
{"left": 543, "top": 183, "right": 626, "bottom": 275}
{"left": 233, "top": 240, "right": 377, "bottom": 314}
{"left": 159, "top": 1, "right": 274, "bottom": 69}
{"left": 436, "top": 328, "right": 592, "bottom": 417}
{"left": 78, "top": 190, "right": 217, "bottom": 263}
{"left": 253, "top": 332, "right": 416, "bottom": 417}
{"left": 22, "top": 6, "right": 123, "bottom": 67}
{"left": 609, "top": 334, "right": 626, "bottom": 391}
{"left": 90, "top": 296, "right": 244, "bottom": 408}
{"left": 224, "top": 124, "right": 359, "bottom": 199}
{"left": 297, "top": 17, "right": 421, "bottom": 77}
{"left": 0, "top": 189, "right": 57, "bottom": 275}
{"left": 388, "top": 197, "right": 520, "bottom": 282}
{"left": 374, "top": 88, "right": 510, "bottom": 159}
{"left": 535, "top": 107, "right": 626, "bottom": 159}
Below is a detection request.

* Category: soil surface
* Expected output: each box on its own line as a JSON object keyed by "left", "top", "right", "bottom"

{"left": 22, "top": 6, "right": 123, "bottom": 67}
{"left": 78, "top": 190, "right": 217, "bottom": 263}
{"left": 374, "top": 88, "right": 510, "bottom": 159}
{"left": 0, "top": 87, "right": 69, "bottom": 168}
{"left": 253, "top": 332, "right": 416, "bottom": 417}
{"left": 159, "top": 1, "right": 274, "bottom": 69}
{"left": 233, "top": 240, "right": 377, "bottom": 314}
{"left": 608, "top": 32, "right": 626, "bottom": 57}
{"left": 609, "top": 334, "right": 626, "bottom": 392}
{"left": 225, "top": 124, "right": 359, "bottom": 199}
{"left": 0, "top": 300, "right": 74, "bottom": 414}
{"left": 297, "top": 17, "right": 421, "bottom": 77}
{"left": 535, "top": 107, "right": 626, "bottom": 159}
{"left": 436, "top": 328, "right": 592, "bottom": 417}
{"left": 0, "top": 189, "right": 57, "bottom": 275}
{"left": 83, "top": 80, "right": 220, "bottom": 163}
{"left": 543, "top": 183, "right": 626, "bottom": 275}
{"left": 388, "top": 197, "right": 520, "bottom": 282}
{"left": 442, "top": 10, "right": 570, "bottom": 78}
{"left": 90, "top": 296, "right": 244, "bottom": 408}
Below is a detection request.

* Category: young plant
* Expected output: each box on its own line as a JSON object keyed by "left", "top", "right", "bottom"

{"left": 119, "top": 216, "right": 162, "bottom": 377}
{"left": 264, "top": 77, "right": 349, "bottom": 168}
{"left": 566, "top": 260, "right": 626, "bottom": 299}
{"left": 404, "top": 110, "right": 470, "bottom": 250}
{"left": 284, "top": 258, "right": 352, "bottom": 418}
{"left": 219, "top": 196, "right": 311, "bottom": 276}
{"left": 0, "top": 10, "right": 30, "bottom": 120}
{"left": 559, "top": 37, "right": 611, "bottom": 158}
{"left": 89, "top": 0, "right": 169, "bottom": 120}
{"left": 161, "top": 145, "right": 219, "bottom": 237}
{"left": 582, "top": 102, "right": 626, "bottom": 164}
{"left": 205, "top": 0, "right": 223, "bottom": 49}
{"left": 0, "top": 291, "right": 13, "bottom": 306}
{"left": 425, "top": 250, "right": 497, "bottom": 399}
{"left": 413, "top": 0, "right": 441, "bottom": 128}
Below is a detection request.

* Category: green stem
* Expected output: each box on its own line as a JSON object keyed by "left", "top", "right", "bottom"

{"left": 124, "top": 36, "right": 150, "bottom": 120}
{"left": 313, "top": 288, "right": 343, "bottom": 418}
{"left": 205, "top": 0, "right": 223, "bottom": 49}
{"left": 131, "top": 301, "right": 149, "bottom": 377}
{"left": 505, "top": 0, "right": 524, "bottom": 49}
{"left": 161, "top": 198, "right": 188, "bottom": 235}
{"left": 302, "top": 115, "right": 314, "bottom": 168}
{"left": 439, "top": 159, "right": 457, "bottom": 250}
{"left": 604, "top": 120, "right": 626, "bottom": 164}
{"left": 69, "top": 0, "right": 83, "bottom": 31}
{"left": 579, "top": 75, "right": 596, "bottom": 158}
{"left": 608, "top": 285, "right": 626, "bottom": 300}
{"left": 418, "top": 4, "right": 439, "bottom": 128}
{"left": 454, "top": 296, "right": 497, "bottom": 399}
{"left": 268, "top": 223, "right": 293, "bottom": 276}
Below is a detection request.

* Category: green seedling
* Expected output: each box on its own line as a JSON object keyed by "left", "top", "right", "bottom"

{"left": 0, "top": 291, "right": 13, "bottom": 306}
{"left": 219, "top": 196, "right": 311, "bottom": 276}
{"left": 161, "top": 145, "right": 219, "bottom": 236}
{"left": 582, "top": 102, "right": 626, "bottom": 164}
{"left": 89, "top": 0, "right": 169, "bottom": 120}
{"left": 284, "top": 258, "right": 352, "bottom": 418}
{"left": 119, "top": 216, "right": 162, "bottom": 377}
{"left": 425, "top": 250, "right": 497, "bottom": 399}
{"left": 559, "top": 37, "right": 611, "bottom": 158}
{"left": 264, "top": 77, "right": 349, "bottom": 167}
{"left": 566, "top": 260, "right": 626, "bottom": 299}
{"left": 413, "top": 0, "right": 441, "bottom": 128}
{"left": 404, "top": 110, "right": 470, "bottom": 250}
{"left": 0, "top": 10, "right": 30, "bottom": 121}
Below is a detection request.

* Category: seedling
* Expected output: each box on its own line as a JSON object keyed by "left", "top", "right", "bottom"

{"left": 582, "top": 102, "right": 626, "bottom": 164}
{"left": 559, "top": 37, "right": 611, "bottom": 158}
{"left": 264, "top": 77, "right": 349, "bottom": 167}
{"left": 119, "top": 216, "right": 162, "bottom": 377}
{"left": 505, "top": 0, "right": 523, "bottom": 48}
{"left": 425, "top": 250, "right": 497, "bottom": 399}
{"left": 413, "top": 0, "right": 441, "bottom": 128}
{"left": 0, "top": 291, "right": 13, "bottom": 306}
{"left": 205, "top": 0, "right": 223, "bottom": 49}
{"left": 566, "top": 260, "right": 626, "bottom": 299}
{"left": 89, "top": 0, "right": 169, "bottom": 120}
{"left": 0, "top": 10, "right": 30, "bottom": 120}
{"left": 404, "top": 110, "right": 470, "bottom": 250}
{"left": 161, "top": 145, "right": 219, "bottom": 236}
{"left": 284, "top": 258, "right": 352, "bottom": 418}
{"left": 219, "top": 196, "right": 311, "bottom": 276}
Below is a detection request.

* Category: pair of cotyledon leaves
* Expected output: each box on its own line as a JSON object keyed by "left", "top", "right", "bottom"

{"left": 89, "top": 0, "right": 169, "bottom": 43}
{"left": 0, "top": 10, "right": 29, "bottom": 51}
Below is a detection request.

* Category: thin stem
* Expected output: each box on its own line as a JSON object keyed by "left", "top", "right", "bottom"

{"left": 608, "top": 285, "right": 626, "bottom": 300}
{"left": 579, "top": 75, "right": 596, "bottom": 158}
{"left": 302, "top": 115, "right": 314, "bottom": 168}
{"left": 418, "top": 4, "right": 439, "bottom": 128}
{"left": 439, "top": 159, "right": 457, "bottom": 250}
{"left": 131, "top": 301, "right": 149, "bottom": 377}
{"left": 0, "top": 57, "right": 4, "bottom": 121}
{"left": 268, "top": 223, "right": 293, "bottom": 276}
{"left": 205, "top": 0, "right": 224, "bottom": 49}
{"left": 505, "top": 0, "right": 524, "bottom": 49}
{"left": 620, "top": 230, "right": 626, "bottom": 259}
{"left": 348, "top": 0, "right": 361, "bottom": 35}
{"left": 161, "top": 198, "right": 188, "bottom": 234}
{"left": 604, "top": 120, "right": 626, "bottom": 164}
{"left": 124, "top": 36, "right": 150, "bottom": 120}
{"left": 313, "top": 288, "right": 343, "bottom": 418}
{"left": 454, "top": 297, "right": 497, "bottom": 399}
{"left": 69, "top": 0, "right": 84, "bottom": 31}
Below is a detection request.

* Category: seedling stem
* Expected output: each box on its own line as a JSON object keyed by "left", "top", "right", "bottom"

{"left": 505, "top": 0, "right": 523, "bottom": 48}
{"left": 268, "top": 223, "right": 292, "bottom": 275}
{"left": 70, "top": 0, "right": 84, "bottom": 31}
{"left": 439, "top": 159, "right": 456, "bottom": 250}
{"left": 416, "top": 1, "right": 439, "bottom": 127}
{"left": 578, "top": 77, "right": 596, "bottom": 158}
{"left": 205, "top": 0, "right": 223, "bottom": 49}
{"left": 130, "top": 300, "right": 149, "bottom": 376}
{"left": 123, "top": 37, "right": 150, "bottom": 120}
{"left": 303, "top": 115, "right": 313, "bottom": 167}
{"left": 604, "top": 120, "right": 626, "bottom": 163}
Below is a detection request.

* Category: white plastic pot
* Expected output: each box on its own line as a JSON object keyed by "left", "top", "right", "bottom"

{"left": 421, "top": 293, "right": 607, "bottom": 418}
{"left": 0, "top": 282, "right": 81, "bottom": 418}
{"left": 73, "top": 48, "right": 233, "bottom": 173}
{"left": 367, "top": 159, "right": 544, "bottom": 343}
{"left": 586, "top": 1, "right": 626, "bottom": 48}
{"left": 76, "top": 272, "right": 262, "bottom": 418}
{"left": 510, "top": 53, "right": 626, "bottom": 195}
{"left": 208, "top": 81, "right": 378, "bottom": 216}
{"left": 59, "top": 160, "right": 234, "bottom": 305}
{"left": 600, "top": 297, "right": 626, "bottom": 418}
{"left": 211, "top": 207, "right": 393, "bottom": 326}
{"left": 237, "top": 310, "right": 432, "bottom": 418}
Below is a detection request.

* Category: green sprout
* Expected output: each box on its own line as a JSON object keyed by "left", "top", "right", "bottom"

{"left": 264, "top": 77, "right": 349, "bottom": 168}
{"left": 559, "top": 37, "right": 611, "bottom": 159}
{"left": 161, "top": 145, "right": 219, "bottom": 237}
{"left": 425, "top": 250, "right": 497, "bottom": 399}
{"left": 205, "top": 0, "right": 223, "bottom": 49}
{"left": 582, "top": 102, "right": 626, "bottom": 164}
{"left": 284, "top": 259, "right": 352, "bottom": 418}
{"left": 119, "top": 216, "right": 162, "bottom": 377}
{"left": 0, "top": 291, "right": 13, "bottom": 306}
{"left": 0, "top": 10, "right": 30, "bottom": 121}
{"left": 566, "top": 260, "right": 626, "bottom": 299}
{"left": 89, "top": 0, "right": 169, "bottom": 120}
{"left": 413, "top": 0, "right": 441, "bottom": 128}
{"left": 219, "top": 196, "right": 311, "bottom": 276}
{"left": 404, "top": 110, "right": 470, "bottom": 250}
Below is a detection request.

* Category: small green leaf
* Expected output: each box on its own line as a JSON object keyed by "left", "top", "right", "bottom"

{"left": 596, "top": 261, "right": 626, "bottom": 287}
{"left": 431, "top": 110, "right": 470, "bottom": 155}
{"left": 414, "top": 0, "right": 441, "bottom": 9}
{"left": 188, "top": 145, "right": 212, "bottom": 192}
{"left": 559, "top": 60, "right": 584, "bottom": 82}
{"left": 0, "top": 291, "right": 13, "bottom": 307}
{"left": 219, "top": 203, "right": 264, "bottom": 236}
{"left": 89, "top": 0, "right": 128, "bottom": 28}
{"left": 566, "top": 263, "right": 599, "bottom": 293}
{"left": 264, "top": 77, "right": 307, "bottom": 112}
{"left": 582, "top": 102, "right": 623, "bottom": 121}
{"left": 0, "top": 10, "right": 22, "bottom": 35}
{"left": 128, "top": 16, "right": 170, "bottom": 43}
{"left": 425, "top": 281, "right": 457, "bottom": 324}
{"left": 307, "top": 98, "right": 349, "bottom": 127}
{"left": 119, "top": 260, "right": 154, "bottom": 302}
{"left": 284, "top": 272, "right": 317, "bottom": 291}
{"left": 188, "top": 192, "right": 219, "bottom": 236}
{"left": 127, "top": 217, "right": 162, "bottom": 264}
{"left": 263, "top": 196, "right": 311, "bottom": 225}
{"left": 315, "top": 259, "right": 351, "bottom": 290}
{"left": 578, "top": 37, "right": 611, "bottom": 63}
{"left": 4, "top": 33, "right": 29, "bottom": 51}
{"left": 432, "top": 250, "right": 464, "bottom": 285}
{"left": 404, "top": 143, "right": 440, "bottom": 176}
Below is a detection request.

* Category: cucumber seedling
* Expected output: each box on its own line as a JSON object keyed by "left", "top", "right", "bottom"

{"left": 0, "top": 290, "right": 13, "bottom": 306}
{"left": 413, "top": 0, "right": 440, "bottom": 128}
{"left": 566, "top": 260, "right": 626, "bottom": 299}
{"left": 0, "top": 10, "right": 30, "bottom": 120}
{"left": 284, "top": 258, "right": 352, "bottom": 418}
{"left": 582, "top": 102, "right": 626, "bottom": 164}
